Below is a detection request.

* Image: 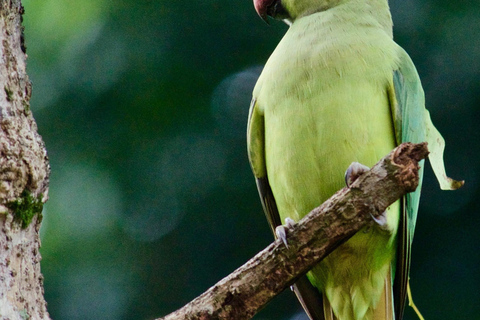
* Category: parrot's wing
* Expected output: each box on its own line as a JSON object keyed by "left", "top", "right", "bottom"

{"left": 247, "top": 98, "right": 325, "bottom": 320}
{"left": 247, "top": 98, "right": 281, "bottom": 233}
{"left": 390, "top": 48, "right": 463, "bottom": 320}
{"left": 389, "top": 50, "right": 424, "bottom": 320}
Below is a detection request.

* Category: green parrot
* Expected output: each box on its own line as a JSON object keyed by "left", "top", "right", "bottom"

{"left": 247, "top": 0, "right": 463, "bottom": 319}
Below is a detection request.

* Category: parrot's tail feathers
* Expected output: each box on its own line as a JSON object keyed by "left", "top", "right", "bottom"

{"left": 371, "top": 266, "right": 394, "bottom": 320}
{"left": 322, "top": 292, "right": 336, "bottom": 320}
{"left": 292, "top": 276, "right": 326, "bottom": 320}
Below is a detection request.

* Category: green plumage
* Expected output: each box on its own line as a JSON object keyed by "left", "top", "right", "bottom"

{"left": 248, "top": 0, "right": 462, "bottom": 319}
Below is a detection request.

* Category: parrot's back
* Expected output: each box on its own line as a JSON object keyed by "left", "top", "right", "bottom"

{"left": 252, "top": 5, "right": 402, "bottom": 320}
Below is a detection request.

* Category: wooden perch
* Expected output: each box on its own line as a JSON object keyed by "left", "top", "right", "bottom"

{"left": 159, "top": 142, "right": 429, "bottom": 320}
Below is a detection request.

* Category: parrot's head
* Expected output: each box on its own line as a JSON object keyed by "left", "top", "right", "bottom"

{"left": 253, "top": 0, "right": 290, "bottom": 23}
{"left": 253, "top": 0, "right": 343, "bottom": 24}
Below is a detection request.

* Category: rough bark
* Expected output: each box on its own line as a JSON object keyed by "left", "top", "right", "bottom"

{"left": 159, "top": 142, "right": 429, "bottom": 320}
{"left": 0, "top": 1, "right": 50, "bottom": 319}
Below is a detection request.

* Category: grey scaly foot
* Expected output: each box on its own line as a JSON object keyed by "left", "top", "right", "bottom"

{"left": 275, "top": 217, "right": 296, "bottom": 248}
{"left": 345, "top": 162, "right": 389, "bottom": 230}
{"left": 370, "top": 211, "right": 388, "bottom": 228}
{"left": 344, "top": 162, "right": 370, "bottom": 187}
{"left": 275, "top": 217, "right": 297, "bottom": 291}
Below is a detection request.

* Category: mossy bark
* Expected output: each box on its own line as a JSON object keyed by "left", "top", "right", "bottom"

{"left": 0, "top": 0, "right": 50, "bottom": 319}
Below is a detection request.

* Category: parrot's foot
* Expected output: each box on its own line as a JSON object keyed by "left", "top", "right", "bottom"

{"left": 275, "top": 217, "right": 296, "bottom": 248}
{"left": 345, "top": 162, "right": 391, "bottom": 232}
{"left": 345, "top": 162, "right": 370, "bottom": 187}
{"left": 369, "top": 210, "right": 388, "bottom": 229}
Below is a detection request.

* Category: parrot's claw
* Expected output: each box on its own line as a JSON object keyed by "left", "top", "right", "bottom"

{"left": 275, "top": 217, "right": 296, "bottom": 248}
{"left": 346, "top": 163, "right": 389, "bottom": 231}
{"left": 369, "top": 211, "right": 389, "bottom": 231}
{"left": 285, "top": 217, "right": 296, "bottom": 228}
{"left": 276, "top": 226, "right": 288, "bottom": 247}
{"left": 345, "top": 162, "right": 370, "bottom": 187}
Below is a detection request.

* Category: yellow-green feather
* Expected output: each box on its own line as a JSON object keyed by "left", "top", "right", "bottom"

{"left": 251, "top": 3, "right": 400, "bottom": 320}
{"left": 248, "top": 1, "right": 461, "bottom": 319}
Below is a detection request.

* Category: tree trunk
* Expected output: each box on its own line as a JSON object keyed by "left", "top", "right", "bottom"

{"left": 0, "top": 1, "right": 50, "bottom": 319}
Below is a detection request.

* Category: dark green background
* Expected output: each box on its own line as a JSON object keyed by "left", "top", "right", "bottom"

{"left": 22, "top": 0, "right": 479, "bottom": 319}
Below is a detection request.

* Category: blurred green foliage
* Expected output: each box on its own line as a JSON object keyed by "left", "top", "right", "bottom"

{"left": 22, "top": 0, "right": 479, "bottom": 319}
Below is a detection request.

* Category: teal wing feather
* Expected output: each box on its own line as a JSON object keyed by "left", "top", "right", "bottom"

{"left": 247, "top": 98, "right": 326, "bottom": 320}
{"left": 391, "top": 48, "right": 463, "bottom": 320}
{"left": 390, "top": 50, "right": 426, "bottom": 320}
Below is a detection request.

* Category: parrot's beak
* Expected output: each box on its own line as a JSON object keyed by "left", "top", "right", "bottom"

{"left": 253, "top": 0, "right": 276, "bottom": 24}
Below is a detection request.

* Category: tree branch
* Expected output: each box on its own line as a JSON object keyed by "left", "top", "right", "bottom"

{"left": 159, "top": 142, "right": 429, "bottom": 320}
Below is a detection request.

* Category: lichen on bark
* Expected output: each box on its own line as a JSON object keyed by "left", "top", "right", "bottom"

{"left": 6, "top": 189, "right": 44, "bottom": 228}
